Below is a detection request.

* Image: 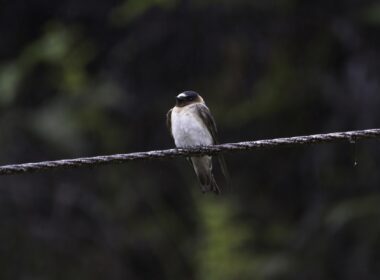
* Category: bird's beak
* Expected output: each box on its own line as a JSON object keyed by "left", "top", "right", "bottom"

{"left": 176, "top": 94, "right": 186, "bottom": 102}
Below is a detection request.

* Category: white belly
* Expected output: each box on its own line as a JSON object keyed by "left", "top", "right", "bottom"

{"left": 171, "top": 107, "right": 213, "bottom": 148}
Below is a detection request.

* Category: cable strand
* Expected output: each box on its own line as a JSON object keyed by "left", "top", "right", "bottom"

{"left": 0, "top": 128, "right": 379, "bottom": 176}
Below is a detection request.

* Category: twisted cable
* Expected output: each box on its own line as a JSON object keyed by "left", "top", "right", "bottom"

{"left": 0, "top": 128, "right": 379, "bottom": 176}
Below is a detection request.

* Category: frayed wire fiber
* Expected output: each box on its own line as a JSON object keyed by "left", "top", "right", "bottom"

{"left": 0, "top": 129, "right": 379, "bottom": 176}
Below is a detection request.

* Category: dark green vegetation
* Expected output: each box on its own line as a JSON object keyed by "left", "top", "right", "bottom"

{"left": 0, "top": 0, "right": 380, "bottom": 279}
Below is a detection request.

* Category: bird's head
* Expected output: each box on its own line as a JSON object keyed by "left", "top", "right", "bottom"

{"left": 175, "top": 91, "right": 204, "bottom": 107}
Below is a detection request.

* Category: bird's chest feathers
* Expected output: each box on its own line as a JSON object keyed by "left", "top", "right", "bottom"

{"left": 171, "top": 107, "right": 213, "bottom": 147}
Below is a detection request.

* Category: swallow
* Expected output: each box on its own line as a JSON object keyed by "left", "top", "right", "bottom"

{"left": 166, "top": 91, "right": 229, "bottom": 194}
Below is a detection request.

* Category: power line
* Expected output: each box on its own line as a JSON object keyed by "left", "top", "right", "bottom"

{"left": 0, "top": 128, "right": 379, "bottom": 176}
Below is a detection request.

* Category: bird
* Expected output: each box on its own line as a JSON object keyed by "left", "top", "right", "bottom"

{"left": 166, "top": 91, "right": 229, "bottom": 194}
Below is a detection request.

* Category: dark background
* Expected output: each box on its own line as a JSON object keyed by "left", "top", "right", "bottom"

{"left": 1, "top": 0, "right": 380, "bottom": 279}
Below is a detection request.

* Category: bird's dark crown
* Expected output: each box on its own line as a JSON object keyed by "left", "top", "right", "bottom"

{"left": 176, "top": 91, "right": 202, "bottom": 107}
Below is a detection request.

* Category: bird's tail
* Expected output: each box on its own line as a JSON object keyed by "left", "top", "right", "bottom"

{"left": 209, "top": 174, "right": 221, "bottom": 194}
{"left": 198, "top": 172, "right": 221, "bottom": 195}
{"left": 191, "top": 157, "right": 221, "bottom": 195}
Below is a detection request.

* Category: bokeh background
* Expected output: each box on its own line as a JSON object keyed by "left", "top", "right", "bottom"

{"left": 1, "top": 0, "right": 380, "bottom": 279}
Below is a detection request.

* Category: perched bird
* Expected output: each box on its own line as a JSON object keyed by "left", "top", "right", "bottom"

{"left": 167, "top": 91, "right": 229, "bottom": 194}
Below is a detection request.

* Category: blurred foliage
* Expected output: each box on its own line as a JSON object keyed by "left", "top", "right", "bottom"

{"left": 361, "top": 3, "right": 380, "bottom": 25}
{"left": 0, "top": 0, "right": 380, "bottom": 279}
{"left": 196, "top": 198, "right": 253, "bottom": 280}
{"left": 111, "top": 0, "right": 180, "bottom": 24}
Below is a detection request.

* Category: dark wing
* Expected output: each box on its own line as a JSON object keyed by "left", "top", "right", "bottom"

{"left": 195, "top": 104, "right": 218, "bottom": 144}
{"left": 166, "top": 108, "right": 173, "bottom": 140}
{"left": 195, "top": 103, "right": 230, "bottom": 185}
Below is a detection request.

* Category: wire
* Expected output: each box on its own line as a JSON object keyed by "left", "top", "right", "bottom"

{"left": 0, "top": 128, "right": 379, "bottom": 176}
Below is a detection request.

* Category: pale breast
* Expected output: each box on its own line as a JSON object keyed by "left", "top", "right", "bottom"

{"left": 171, "top": 105, "right": 213, "bottom": 148}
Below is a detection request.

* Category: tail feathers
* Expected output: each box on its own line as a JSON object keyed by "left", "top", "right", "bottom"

{"left": 209, "top": 175, "right": 221, "bottom": 194}
{"left": 191, "top": 157, "right": 221, "bottom": 195}
{"left": 198, "top": 173, "right": 221, "bottom": 195}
